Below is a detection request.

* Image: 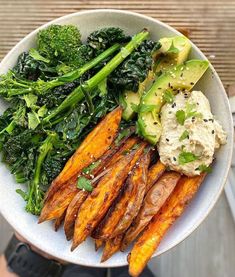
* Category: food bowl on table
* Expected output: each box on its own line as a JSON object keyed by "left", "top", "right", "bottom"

{"left": 0, "top": 9, "right": 233, "bottom": 267}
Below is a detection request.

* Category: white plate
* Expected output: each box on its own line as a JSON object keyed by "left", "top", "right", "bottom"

{"left": 0, "top": 9, "right": 233, "bottom": 267}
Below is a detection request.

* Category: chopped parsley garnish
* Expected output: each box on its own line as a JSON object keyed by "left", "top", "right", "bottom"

{"left": 178, "top": 151, "right": 199, "bottom": 165}
{"left": 82, "top": 160, "right": 101, "bottom": 174}
{"left": 115, "top": 129, "right": 132, "bottom": 145}
{"left": 77, "top": 176, "right": 93, "bottom": 192}
{"left": 176, "top": 110, "right": 186, "bottom": 125}
{"left": 179, "top": 130, "right": 189, "bottom": 141}
{"left": 176, "top": 102, "right": 202, "bottom": 125}
{"left": 132, "top": 143, "right": 140, "bottom": 151}
{"left": 197, "top": 164, "right": 212, "bottom": 173}
{"left": 167, "top": 41, "right": 180, "bottom": 54}
{"left": 163, "top": 90, "right": 175, "bottom": 104}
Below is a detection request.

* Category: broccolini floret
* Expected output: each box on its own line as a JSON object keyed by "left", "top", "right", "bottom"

{"left": 37, "top": 24, "right": 82, "bottom": 64}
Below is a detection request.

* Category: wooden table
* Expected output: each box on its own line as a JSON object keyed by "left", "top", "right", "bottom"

{"left": 0, "top": 1, "right": 235, "bottom": 277}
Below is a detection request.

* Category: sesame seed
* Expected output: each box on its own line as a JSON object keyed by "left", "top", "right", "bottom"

{"left": 166, "top": 138, "right": 169, "bottom": 142}
{"left": 180, "top": 73, "right": 184, "bottom": 77}
{"left": 154, "top": 122, "right": 158, "bottom": 125}
{"left": 203, "top": 119, "right": 208, "bottom": 122}
{"left": 190, "top": 82, "right": 195, "bottom": 85}
{"left": 173, "top": 157, "right": 177, "bottom": 161}
{"left": 212, "top": 130, "right": 215, "bottom": 134}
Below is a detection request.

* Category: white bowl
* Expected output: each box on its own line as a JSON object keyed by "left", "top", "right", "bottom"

{"left": 0, "top": 9, "right": 233, "bottom": 267}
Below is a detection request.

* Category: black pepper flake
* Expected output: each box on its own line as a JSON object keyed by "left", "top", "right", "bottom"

{"left": 190, "top": 82, "right": 195, "bottom": 85}
{"left": 212, "top": 130, "right": 215, "bottom": 134}
{"left": 203, "top": 119, "right": 208, "bottom": 122}
{"left": 166, "top": 138, "right": 169, "bottom": 142}
{"left": 173, "top": 157, "right": 177, "bottom": 161}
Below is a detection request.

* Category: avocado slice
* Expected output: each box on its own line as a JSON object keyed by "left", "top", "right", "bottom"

{"left": 154, "top": 36, "right": 191, "bottom": 73}
{"left": 137, "top": 59, "right": 209, "bottom": 145}
{"left": 121, "top": 70, "right": 155, "bottom": 120}
{"left": 122, "top": 36, "right": 191, "bottom": 121}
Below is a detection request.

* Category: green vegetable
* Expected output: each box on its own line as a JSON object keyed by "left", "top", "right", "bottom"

{"left": 25, "top": 133, "right": 56, "bottom": 215}
{"left": 179, "top": 130, "right": 189, "bottom": 141}
{"left": 37, "top": 24, "right": 82, "bottom": 63}
{"left": 87, "top": 27, "right": 130, "bottom": 51}
{"left": 109, "top": 40, "right": 159, "bottom": 92}
{"left": 197, "top": 164, "right": 212, "bottom": 173}
{"left": 43, "top": 29, "right": 149, "bottom": 123}
{"left": 77, "top": 176, "right": 93, "bottom": 192}
{"left": 13, "top": 52, "right": 57, "bottom": 81}
{"left": 178, "top": 151, "right": 199, "bottom": 165}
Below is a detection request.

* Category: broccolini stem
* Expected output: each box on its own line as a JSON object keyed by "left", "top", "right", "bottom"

{"left": 7, "top": 44, "right": 120, "bottom": 97}
{"left": 43, "top": 30, "right": 149, "bottom": 123}
{"left": 26, "top": 133, "right": 55, "bottom": 215}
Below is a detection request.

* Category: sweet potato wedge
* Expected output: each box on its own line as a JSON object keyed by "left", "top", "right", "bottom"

{"left": 94, "top": 239, "right": 104, "bottom": 251}
{"left": 101, "top": 235, "right": 123, "bottom": 262}
{"left": 44, "top": 107, "right": 122, "bottom": 202}
{"left": 64, "top": 190, "right": 89, "bottom": 240}
{"left": 95, "top": 152, "right": 150, "bottom": 240}
{"left": 121, "top": 172, "right": 181, "bottom": 250}
{"left": 54, "top": 211, "right": 66, "bottom": 232}
{"left": 145, "top": 160, "right": 166, "bottom": 193}
{"left": 128, "top": 173, "right": 206, "bottom": 277}
{"left": 71, "top": 142, "right": 147, "bottom": 251}
{"left": 39, "top": 177, "right": 78, "bottom": 223}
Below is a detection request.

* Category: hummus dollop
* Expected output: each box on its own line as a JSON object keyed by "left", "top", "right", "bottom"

{"left": 158, "top": 90, "right": 226, "bottom": 176}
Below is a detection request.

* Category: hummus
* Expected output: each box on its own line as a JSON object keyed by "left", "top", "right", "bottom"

{"left": 158, "top": 90, "right": 226, "bottom": 176}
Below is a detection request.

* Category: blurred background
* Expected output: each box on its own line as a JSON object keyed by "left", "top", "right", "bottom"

{"left": 0, "top": 1, "right": 235, "bottom": 277}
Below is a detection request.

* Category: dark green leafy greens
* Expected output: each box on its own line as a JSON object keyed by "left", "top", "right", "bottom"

{"left": 108, "top": 40, "right": 160, "bottom": 92}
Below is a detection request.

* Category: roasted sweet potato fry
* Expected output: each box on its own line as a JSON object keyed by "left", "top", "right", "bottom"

{"left": 121, "top": 172, "right": 181, "bottom": 250}
{"left": 95, "top": 152, "right": 150, "bottom": 240}
{"left": 94, "top": 239, "right": 104, "bottom": 251}
{"left": 128, "top": 173, "right": 206, "bottom": 277}
{"left": 64, "top": 190, "right": 89, "bottom": 240}
{"left": 71, "top": 142, "right": 147, "bottom": 250}
{"left": 145, "top": 160, "right": 166, "bottom": 193}
{"left": 54, "top": 211, "right": 66, "bottom": 232}
{"left": 44, "top": 107, "right": 122, "bottom": 202}
{"left": 39, "top": 177, "right": 78, "bottom": 223}
{"left": 101, "top": 235, "right": 123, "bottom": 262}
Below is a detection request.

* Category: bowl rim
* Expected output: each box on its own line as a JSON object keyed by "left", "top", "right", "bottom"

{"left": 0, "top": 8, "right": 233, "bottom": 267}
